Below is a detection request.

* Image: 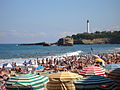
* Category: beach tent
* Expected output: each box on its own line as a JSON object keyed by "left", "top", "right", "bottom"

{"left": 107, "top": 68, "right": 120, "bottom": 89}
{"left": 3, "top": 63, "right": 13, "bottom": 68}
{"left": 46, "top": 71, "right": 83, "bottom": 90}
{"left": 6, "top": 63, "right": 13, "bottom": 68}
{"left": 5, "top": 73, "right": 49, "bottom": 90}
{"left": 78, "top": 65, "right": 106, "bottom": 77}
{"left": 2, "top": 63, "right": 13, "bottom": 69}
{"left": 104, "top": 63, "right": 120, "bottom": 71}
{"left": 74, "top": 75, "right": 117, "bottom": 90}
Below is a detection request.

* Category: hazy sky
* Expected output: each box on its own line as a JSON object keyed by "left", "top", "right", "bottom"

{"left": 0, "top": 0, "right": 120, "bottom": 43}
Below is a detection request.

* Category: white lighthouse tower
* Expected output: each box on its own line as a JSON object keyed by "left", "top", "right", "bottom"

{"left": 87, "top": 20, "right": 90, "bottom": 33}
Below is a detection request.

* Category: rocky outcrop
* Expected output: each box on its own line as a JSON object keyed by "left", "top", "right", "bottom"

{"left": 19, "top": 42, "right": 52, "bottom": 46}
{"left": 57, "top": 37, "right": 73, "bottom": 46}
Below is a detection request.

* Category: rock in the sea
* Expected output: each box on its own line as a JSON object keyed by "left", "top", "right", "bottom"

{"left": 57, "top": 37, "right": 73, "bottom": 46}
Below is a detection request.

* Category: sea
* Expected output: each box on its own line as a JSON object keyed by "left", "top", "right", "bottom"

{"left": 0, "top": 44, "right": 120, "bottom": 66}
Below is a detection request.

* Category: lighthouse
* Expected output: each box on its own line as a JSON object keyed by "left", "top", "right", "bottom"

{"left": 87, "top": 20, "right": 90, "bottom": 33}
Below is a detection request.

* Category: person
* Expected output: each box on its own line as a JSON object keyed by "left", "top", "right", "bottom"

{"left": 1, "top": 66, "right": 5, "bottom": 71}
{"left": 28, "top": 60, "right": 32, "bottom": 65}
{"left": 3, "top": 74, "right": 9, "bottom": 81}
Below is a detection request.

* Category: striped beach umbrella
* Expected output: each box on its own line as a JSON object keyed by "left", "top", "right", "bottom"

{"left": 5, "top": 74, "right": 49, "bottom": 90}
{"left": 104, "top": 64, "right": 120, "bottom": 71}
{"left": 47, "top": 71, "right": 83, "bottom": 82}
{"left": 46, "top": 71, "right": 83, "bottom": 90}
{"left": 78, "top": 65, "right": 106, "bottom": 77}
{"left": 107, "top": 68, "right": 120, "bottom": 89}
{"left": 74, "top": 75, "right": 117, "bottom": 90}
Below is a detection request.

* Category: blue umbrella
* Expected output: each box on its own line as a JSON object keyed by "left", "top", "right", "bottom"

{"left": 104, "top": 64, "right": 120, "bottom": 70}
{"left": 23, "top": 62, "right": 30, "bottom": 65}
{"left": 74, "top": 75, "right": 117, "bottom": 90}
{"left": 36, "top": 65, "right": 44, "bottom": 70}
{"left": 3, "top": 63, "right": 8, "bottom": 66}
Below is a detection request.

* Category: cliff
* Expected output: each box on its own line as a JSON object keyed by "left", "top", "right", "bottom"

{"left": 80, "top": 38, "right": 110, "bottom": 44}
{"left": 70, "top": 31, "right": 120, "bottom": 44}
{"left": 57, "top": 37, "right": 73, "bottom": 46}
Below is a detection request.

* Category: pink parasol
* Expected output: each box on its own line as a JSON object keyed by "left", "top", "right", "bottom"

{"left": 78, "top": 65, "right": 106, "bottom": 77}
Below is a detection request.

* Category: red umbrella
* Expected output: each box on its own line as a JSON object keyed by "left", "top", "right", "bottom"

{"left": 78, "top": 65, "right": 106, "bottom": 77}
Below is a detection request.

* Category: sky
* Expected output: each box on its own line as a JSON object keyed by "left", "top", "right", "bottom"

{"left": 0, "top": 0, "right": 120, "bottom": 44}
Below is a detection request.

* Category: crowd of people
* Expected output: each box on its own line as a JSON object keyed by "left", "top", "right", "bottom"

{"left": 0, "top": 52, "right": 120, "bottom": 79}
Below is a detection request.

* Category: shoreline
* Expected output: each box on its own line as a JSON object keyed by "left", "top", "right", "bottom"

{"left": 0, "top": 51, "right": 120, "bottom": 67}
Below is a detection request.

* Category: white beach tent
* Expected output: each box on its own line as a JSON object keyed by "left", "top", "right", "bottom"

{"left": 6, "top": 63, "right": 13, "bottom": 68}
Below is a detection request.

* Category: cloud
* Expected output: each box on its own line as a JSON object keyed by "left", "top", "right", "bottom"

{"left": 110, "top": 25, "right": 120, "bottom": 31}
{"left": 0, "top": 30, "right": 49, "bottom": 43}
{"left": 92, "top": 25, "right": 120, "bottom": 32}
{"left": 57, "top": 31, "right": 77, "bottom": 38}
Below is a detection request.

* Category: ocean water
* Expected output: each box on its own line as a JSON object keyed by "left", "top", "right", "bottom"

{"left": 0, "top": 44, "right": 120, "bottom": 66}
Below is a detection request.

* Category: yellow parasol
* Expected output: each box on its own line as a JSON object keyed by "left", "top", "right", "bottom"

{"left": 47, "top": 71, "right": 83, "bottom": 82}
{"left": 95, "top": 58, "right": 103, "bottom": 62}
{"left": 46, "top": 71, "right": 83, "bottom": 90}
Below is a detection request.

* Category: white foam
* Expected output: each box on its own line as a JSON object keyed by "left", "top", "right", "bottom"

{"left": 0, "top": 58, "right": 36, "bottom": 67}
{"left": 63, "top": 50, "right": 83, "bottom": 57}
{"left": 0, "top": 50, "right": 83, "bottom": 67}
{"left": 115, "top": 48, "right": 120, "bottom": 50}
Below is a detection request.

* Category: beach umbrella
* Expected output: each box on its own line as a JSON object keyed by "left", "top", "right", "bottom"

{"left": 5, "top": 73, "right": 49, "bottom": 90}
{"left": 46, "top": 81, "right": 68, "bottom": 90}
{"left": 104, "top": 63, "right": 120, "bottom": 71}
{"left": 107, "top": 68, "right": 120, "bottom": 89}
{"left": 95, "top": 58, "right": 103, "bottom": 62}
{"left": 46, "top": 71, "right": 83, "bottom": 90}
{"left": 47, "top": 71, "right": 83, "bottom": 81}
{"left": 78, "top": 65, "right": 106, "bottom": 77}
{"left": 3, "top": 63, "right": 8, "bottom": 66}
{"left": 74, "top": 75, "right": 117, "bottom": 90}
{"left": 23, "top": 62, "right": 30, "bottom": 65}
{"left": 0, "top": 81, "right": 6, "bottom": 90}
{"left": 92, "top": 55, "right": 100, "bottom": 58}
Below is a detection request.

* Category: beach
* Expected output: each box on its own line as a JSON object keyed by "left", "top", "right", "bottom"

{"left": 0, "top": 44, "right": 120, "bottom": 89}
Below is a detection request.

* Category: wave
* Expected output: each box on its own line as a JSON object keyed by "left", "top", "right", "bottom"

{"left": 62, "top": 50, "right": 83, "bottom": 56}
{"left": 115, "top": 48, "right": 120, "bottom": 50}
{"left": 0, "top": 50, "right": 83, "bottom": 67}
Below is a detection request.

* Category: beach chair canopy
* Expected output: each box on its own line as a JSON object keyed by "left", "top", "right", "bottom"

{"left": 79, "top": 65, "right": 106, "bottom": 76}
{"left": 74, "top": 75, "right": 117, "bottom": 90}
{"left": 104, "top": 63, "right": 120, "bottom": 70}
{"left": 5, "top": 74, "right": 49, "bottom": 90}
